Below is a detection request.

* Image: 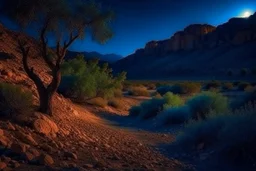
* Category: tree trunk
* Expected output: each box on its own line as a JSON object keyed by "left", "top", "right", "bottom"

{"left": 38, "top": 88, "right": 54, "bottom": 115}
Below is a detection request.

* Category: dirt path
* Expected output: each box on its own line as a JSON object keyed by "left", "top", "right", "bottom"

{"left": 39, "top": 96, "right": 190, "bottom": 171}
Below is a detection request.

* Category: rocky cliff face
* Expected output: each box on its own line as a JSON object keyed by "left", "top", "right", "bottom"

{"left": 138, "top": 24, "right": 216, "bottom": 57}
{"left": 128, "top": 13, "right": 256, "bottom": 58}
{"left": 113, "top": 13, "right": 256, "bottom": 79}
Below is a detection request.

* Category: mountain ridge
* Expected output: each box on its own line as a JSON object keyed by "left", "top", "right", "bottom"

{"left": 113, "top": 13, "right": 256, "bottom": 79}
{"left": 65, "top": 50, "right": 123, "bottom": 63}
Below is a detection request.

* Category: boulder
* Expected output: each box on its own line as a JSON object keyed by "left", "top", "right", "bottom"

{"left": 0, "top": 162, "right": 7, "bottom": 170}
{"left": 1, "top": 69, "right": 13, "bottom": 78}
{"left": 38, "top": 154, "right": 54, "bottom": 166}
{"left": 33, "top": 113, "right": 59, "bottom": 137}
{"left": 0, "top": 136, "right": 11, "bottom": 148}
{"left": 64, "top": 151, "right": 78, "bottom": 160}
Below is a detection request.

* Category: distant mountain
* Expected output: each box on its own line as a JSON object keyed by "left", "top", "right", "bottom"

{"left": 113, "top": 13, "right": 256, "bottom": 80}
{"left": 65, "top": 50, "right": 123, "bottom": 63}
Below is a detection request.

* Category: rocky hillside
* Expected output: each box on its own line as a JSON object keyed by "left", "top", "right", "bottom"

{"left": 0, "top": 23, "right": 188, "bottom": 170}
{"left": 113, "top": 13, "right": 256, "bottom": 79}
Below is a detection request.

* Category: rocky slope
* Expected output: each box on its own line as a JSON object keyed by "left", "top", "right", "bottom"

{"left": 0, "top": 24, "right": 189, "bottom": 170}
{"left": 113, "top": 13, "right": 256, "bottom": 79}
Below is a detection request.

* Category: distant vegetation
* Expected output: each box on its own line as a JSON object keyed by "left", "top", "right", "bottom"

{"left": 59, "top": 55, "right": 126, "bottom": 102}
{"left": 127, "top": 81, "right": 256, "bottom": 167}
{"left": 128, "top": 86, "right": 150, "bottom": 97}
{"left": 157, "top": 82, "right": 201, "bottom": 96}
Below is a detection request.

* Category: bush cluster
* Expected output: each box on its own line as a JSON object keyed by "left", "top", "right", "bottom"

{"left": 175, "top": 107, "right": 256, "bottom": 165}
{"left": 156, "top": 92, "right": 228, "bottom": 125}
{"left": 186, "top": 91, "right": 229, "bottom": 120}
{"left": 222, "top": 82, "right": 233, "bottom": 90}
{"left": 205, "top": 81, "right": 221, "bottom": 91}
{"left": 108, "top": 98, "right": 123, "bottom": 109}
{"left": 129, "top": 92, "right": 184, "bottom": 120}
{"left": 157, "top": 82, "right": 201, "bottom": 96}
{"left": 0, "top": 83, "right": 33, "bottom": 123}
{"left": 59, "top": 55, "right": 126, "bottom": 101}
{"left": 128, "top": 86, "right": 150, "bottom": 97}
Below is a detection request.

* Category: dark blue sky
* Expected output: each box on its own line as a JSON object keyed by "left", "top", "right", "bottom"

{"left": 68, "top": 0, "right": 256, "bottom": 57}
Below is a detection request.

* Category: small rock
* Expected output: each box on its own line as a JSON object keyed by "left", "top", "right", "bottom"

{"left": 40, "top": 144, "right": 53, "bottom": 153}
{"left": 0, "top": 129, "right": 4, "bottom": 136}
{"left": 83, "top": 164, "right": 94, "bottom": 168}
{"left": 11, "top": 142, "right": 28, "bottom": 154}
{"left": 0, "top": 136, "right": 10, "bottom": 147}
{"left": 68, "top": 163, "right": 77, "bottom": 168}
{"left": 1, "top": 156, "right": 11, "bottom": 163}
{"left": 15, "top": 131, "right": 38, "bottom": 146}
{"left": 9, "top": 160, "right": 20, "bottom": 169}
{"left": 27, "top": 148, "right": 40, "bottom": 157}
{"left": 38, "top": 154, "right": 54, "bottom": 166}
{"left": 58, "top": 142, "right": 64, "bottom": 149}
{"left": 21, "top": 152, "right": 35, "bottom": 162}
{"left": 104, "top": 144, "right": 110, "bottom": 148}
{"left": 1, "top": 69, "right": 13, "bottom": 77}
{"left": 5, "top": 122, "right": 15, "bottom": 131}
{"left": 0, "top": 162, "right": 7, "bottom": 170}
{"left": 64, "top": 151, "right": 78, "bottom": 160}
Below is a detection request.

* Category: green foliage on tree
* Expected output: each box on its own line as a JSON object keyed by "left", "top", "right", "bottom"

{"left": 59, "top": 55, "right": 126, "bottom": 101}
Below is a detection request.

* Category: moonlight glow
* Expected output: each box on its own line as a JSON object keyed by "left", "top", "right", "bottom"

{"left": 241, "top": 11, "right": 253, "bottom": 18}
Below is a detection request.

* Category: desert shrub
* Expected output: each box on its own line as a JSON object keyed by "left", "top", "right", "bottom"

{"left": 0, "top": 83, "right": 33, "bottom": 122}
{"left": 157, "top": 83, "right": 201, "bottom": 95}
{"left": 128, "top": 86, "right": 150, "bottom": 97}
{"left": 176, "top": 108, "right": 256, "bottom": 165}
{"left": 223, "top": 82, "right": 233, "bottom": 91}
{"left": 113, "top": 89, "right": 123, "bottom": 98}
{"left": 87, "top": 97, "right": 107, "bottom": 108}
{"left": 245, "top": 85, "right": 255, "bottom": 92}
{"left": 129, "top": 92, "right": 183, "bottom": 120}
{"left": 162, "top": 92, "right": 184, "bottom": 110}
{"left": 238, "top": 82, "right": 251, "bottom": 91}
{"left": 139, "top": 98, "right": 165, "bottom": 119}
{"left": 129, "top": 106, "right": 142, "bottom": 117}
{"left": 152, "top": 92, "right": 162, "bottom": 98}
{"left": 146, "top": 83, "right": 156, "bottom": 90}
{"left": 176, "top": 116, "right": 228, "bottom": 151}
{"left": 157, "top": 106, "right": 190, "bottom": 125}
{"left": 186, "top": 91, "right": 229, "bottom": 120}
{"left": 108, "top": 99, "right": 122, "bottom": 109}
{"left": 59, "top": 55, "right": 126, "bottom": 101}
{"left": 157, "top": 86, "right": 173, "bottom": 96}
{"left": 171, "top": 82, "right": 201, "bottom": 95}
{"left": 231, "top": 90, "right": 256, "bottom": 109}
{"left": 205, "top": 81, "right": 221, "bottom": 90}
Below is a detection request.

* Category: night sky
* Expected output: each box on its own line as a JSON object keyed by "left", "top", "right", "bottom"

{"left": 2, "top": 0, "right": 256, "bottom": 57}
{"left": 68, "top": 0, "right": 256, "bottom": 57}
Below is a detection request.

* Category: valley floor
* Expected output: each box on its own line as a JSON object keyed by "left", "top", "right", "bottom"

{"left": 0, "top": 95, "right": 190, "bottom": 171}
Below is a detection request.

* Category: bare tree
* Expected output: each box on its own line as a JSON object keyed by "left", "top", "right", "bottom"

{"left": 1, "top": 0, "right": 113, "bottom": 115}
